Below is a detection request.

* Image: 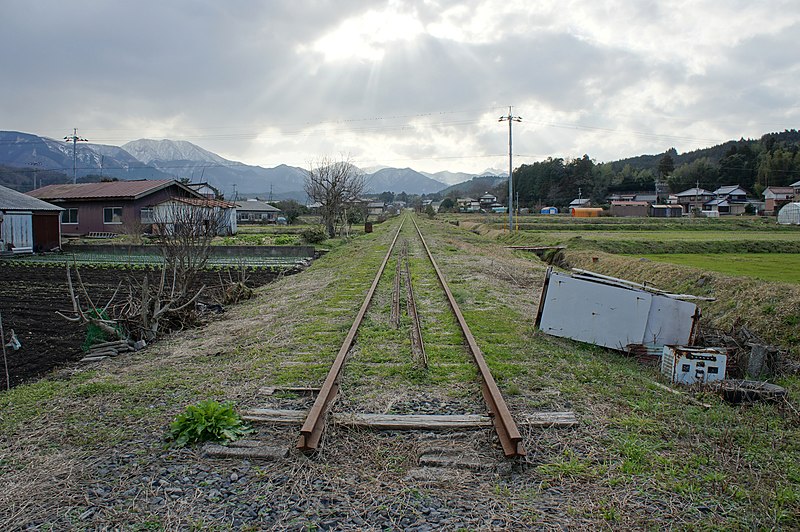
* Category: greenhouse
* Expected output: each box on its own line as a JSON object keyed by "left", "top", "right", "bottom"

{"left": 777, "top": 202, "right": 800, "bottom": 225}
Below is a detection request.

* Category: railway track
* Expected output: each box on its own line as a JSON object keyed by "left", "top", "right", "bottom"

{"left": 297, "top": 215, "right": 525, "bottom": 458}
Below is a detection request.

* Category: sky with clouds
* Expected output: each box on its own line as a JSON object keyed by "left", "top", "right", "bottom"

{"left": 1, "top": 0, "right": 799, "bottom": 174}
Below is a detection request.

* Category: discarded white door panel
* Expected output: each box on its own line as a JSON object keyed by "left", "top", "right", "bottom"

{"left": 535, "top": 270, "right": 698, "bottom": 350}
{"left": 643, "top": 294, "right": 699, "bottom": 346}
{"left": 661, "top": 346, "right": 727, "bottom": 385}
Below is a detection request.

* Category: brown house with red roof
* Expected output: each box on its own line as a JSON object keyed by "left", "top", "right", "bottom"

{"left": 27, "top": 180, "right": 203, "bottom": 236}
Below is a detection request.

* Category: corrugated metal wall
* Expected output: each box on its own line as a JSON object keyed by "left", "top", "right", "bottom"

{"left": 0, "top": 211, "right": 33, "bottom": 252}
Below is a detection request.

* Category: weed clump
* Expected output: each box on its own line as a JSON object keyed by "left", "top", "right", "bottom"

{"left": 168, "top": 399, "right": 252, "bottom": 447}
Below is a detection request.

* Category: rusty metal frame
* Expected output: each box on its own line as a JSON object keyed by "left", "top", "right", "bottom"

{"left": 298, "top": 219, "right": 405, "bottom": 452}
{"left": 410, "top": 217, "right": 525, "bottom": 457}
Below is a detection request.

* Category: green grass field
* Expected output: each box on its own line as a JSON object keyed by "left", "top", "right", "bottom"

{"left": 627, "top": 253, "right": 800, "bottom": 283}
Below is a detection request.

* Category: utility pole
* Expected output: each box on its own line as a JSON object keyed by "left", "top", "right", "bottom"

{"left": 64, "top": 128, "right": 88, "bottom": 184}
{"left": 499, "top": 106, "right": 521, "bottom": 231}
{"left": 28, "top": 161, "right": 41, "bottom": 190}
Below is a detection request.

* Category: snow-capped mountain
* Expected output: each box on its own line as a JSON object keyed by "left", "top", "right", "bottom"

{"left": 1, "top": 130, "right": 492, "bottom": 198}
{"left": 0, "top": 131, "right": 171, "bottom": 181}
{"left": 122, "top": 139, "right": 229, "bottom": 166}
{"left": 121, "top": 138, "right": 307, "bottom": 197}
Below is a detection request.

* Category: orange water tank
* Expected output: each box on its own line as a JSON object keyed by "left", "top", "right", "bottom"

{"left": 570, "top": 207, "right": 603, "bottom": 217}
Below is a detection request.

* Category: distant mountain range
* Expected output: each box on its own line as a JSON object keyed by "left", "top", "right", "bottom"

{"left": 0, "top": 131, "right": 173, "bottom": 182}
{"left": 365, "top": 167, "right": 445, "bottom": 194}
{"left": 0, "top": 130, "right": 504, "bottom": 199}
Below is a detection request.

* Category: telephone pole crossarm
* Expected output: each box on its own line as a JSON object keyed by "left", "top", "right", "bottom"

{"left": 499, "top": 106, "right": 522, "bottom": 231}
{"left": 64, "top": 128, "right": 88, "bottom": 184}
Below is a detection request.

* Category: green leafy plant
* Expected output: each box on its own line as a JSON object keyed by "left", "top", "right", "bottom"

{"left": 274, "top": 234, "right": 296, "bottom": 245}
{"left": 301, "top": 226, "right": 328, "bottom": 244}
{"left": 168, "top": 399, "right": 252, "bottom": 447}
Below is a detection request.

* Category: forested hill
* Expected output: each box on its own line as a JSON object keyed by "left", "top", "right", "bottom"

{"left": 612, "top": 130, "right": 800, "bottom": 172}
{"left": 504, "top": 129, "right": 800, "bottom": 209}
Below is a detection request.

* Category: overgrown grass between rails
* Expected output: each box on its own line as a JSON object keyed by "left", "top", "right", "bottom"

{"left": 3, "top": 213, "right": 799, "bottom": 528}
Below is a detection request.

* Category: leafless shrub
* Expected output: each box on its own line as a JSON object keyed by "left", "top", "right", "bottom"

{"left": 56, "top": 262, "right": 125, "bottom": 340}
{"left": 58, "top": 200, "right": 234, "bottom": 342}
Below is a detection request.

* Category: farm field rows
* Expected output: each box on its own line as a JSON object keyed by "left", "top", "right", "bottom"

{"left": 528, "top": 229, "right": 800, "bottom": 241}
{"left": 450, "top": 214, "right": 800, "bottom": 253}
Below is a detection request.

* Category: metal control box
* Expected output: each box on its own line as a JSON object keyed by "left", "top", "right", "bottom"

{"left": 661, "top": 346, "right": 727, "bottom": 385}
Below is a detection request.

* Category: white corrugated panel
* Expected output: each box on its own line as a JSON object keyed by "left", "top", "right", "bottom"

{"left": 538, "top": 271, "right": 697, "bottom": 351}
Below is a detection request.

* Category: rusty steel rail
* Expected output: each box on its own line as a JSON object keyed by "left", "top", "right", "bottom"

{"left": 390, "top": 243, "right": 402, "bottom": 328}
{"left": 410, "top": 216, "right": 526, "bottom": 457}
{"left": 403, "top": 250, "right": 428, "bottom": 369}
{"left": 298, "top": 219, "right": 405, "bottom": 452}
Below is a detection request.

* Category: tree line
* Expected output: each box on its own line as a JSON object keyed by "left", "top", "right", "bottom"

{"left": 499, "top": 130, "right": 800, "bottom": 209}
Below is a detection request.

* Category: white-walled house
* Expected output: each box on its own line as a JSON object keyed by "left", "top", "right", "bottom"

{"left": 236, "top": 199, "right": 282, "bottom": 223}
{"left": 764, "top": 186, "right": 795, "bottom": 215}
{"left": 152, "top": 197, "right": 238, "bottom": 236}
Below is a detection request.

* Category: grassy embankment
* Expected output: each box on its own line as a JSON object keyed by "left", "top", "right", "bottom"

{"left": 0, "top": 215, "right": 798, "bottom": 528}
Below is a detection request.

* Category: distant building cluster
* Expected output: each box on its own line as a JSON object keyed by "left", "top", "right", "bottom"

{"left": 572, "top": 180, "right": 800, "bottom": 220}
{"left": 454, "top": 192, "right": 506, "bottom": 213}
{"left": 0, "top": 179, "right": 293, "bottom": 254}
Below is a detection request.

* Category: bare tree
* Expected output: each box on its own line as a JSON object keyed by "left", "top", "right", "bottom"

{"left": 151, "top": 199, "right": 228, "bottom": 295}
{"left": 304, "top": 156, "right": 366, "bottom": 238}
{"left": 59, "top": 199, "right": 231, "bottom": 343}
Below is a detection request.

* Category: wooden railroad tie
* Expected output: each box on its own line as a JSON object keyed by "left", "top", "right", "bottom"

{"left": 246, "top": 408, "right": 577, "bottom": 430}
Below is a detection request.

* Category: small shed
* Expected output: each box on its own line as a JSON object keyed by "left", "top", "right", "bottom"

{"left": 610, "top": 201, "right": 648, "bottom": 217}
{"left": 571, "top": 207, "right": 603, "bottom": 218}
{"left": 778, "top": 202, "right": 800, "bottom": 225}
{"left": 569, "top": 198, "right": 592, "bottom": 208}
{"left": 367, "top": 202, "right": 386, "bottom": 217}
{"left": 1, "top": 184, "right": 63, "bottom": 253}
{"left": 540, "top": 206, "right": 558, "bottom": 215}
{"left": 650, "top": 205, "right": 683, "bottom": 218}
{"left": 152, "top": 197, "right": 238, "bottom": 236}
